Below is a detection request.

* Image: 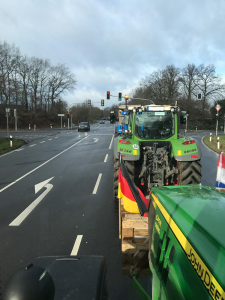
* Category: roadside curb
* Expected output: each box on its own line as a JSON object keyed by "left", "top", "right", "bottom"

{"left": 0, "top": 138, "right": 26, "bottom": 157}
{"left": 201, "top": 135, "right": 219, "bottom": 155}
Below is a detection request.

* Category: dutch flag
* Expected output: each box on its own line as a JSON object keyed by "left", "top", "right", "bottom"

{"left": 215, "top": 152, "right": 225, "bottom": 188}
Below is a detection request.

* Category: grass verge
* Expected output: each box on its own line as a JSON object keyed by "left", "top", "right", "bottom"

{"left": 203, "top": 135, "right": 225, "bottom": 153}
{"left": 0, "top": 138, "right": 24, "bottom": 155}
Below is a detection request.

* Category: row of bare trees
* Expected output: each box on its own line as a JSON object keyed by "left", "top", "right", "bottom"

{"left": 131, "top": 64, "right": 225, "bottom": 113}
{"left": 0, "top": 41, "right": 76, "bottom": 112}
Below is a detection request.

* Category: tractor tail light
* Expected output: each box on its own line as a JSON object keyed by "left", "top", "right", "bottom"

{"left": 182, "top": 140, "right": 195, "bottom": 145}
{"left": 119, "top": 140, "right": 131, "bottom": 144}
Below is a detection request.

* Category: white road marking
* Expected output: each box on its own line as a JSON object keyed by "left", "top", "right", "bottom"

{"left": 104, "top": 154, "right": 108, "bottom": 162}
{"left": 9, "top": 182, "right": 53, "bottom": 226}
{"left": 29, "top": 144, "right": 36, "bottom": 147}
{"left": 35, "top": 177, "right": 54, "bottom": 194}
{"left": 0, "top": 136, "right": 89, "bottom": 193}
{"left": 85, "top": 132, "right": 87, "bottom": 136}
{"left": 92, "top": 173, "right": 102, "bottom": 194}
{"left": 40, "top": 141, "right": 45, "bottom": 143}
{"left": 55, "top": 137, "right": 58, "bottom": 139}
{"left": 201, "top": 136, "right": 219, "bottom": 156}
{"left": 48, "top": 139, "right": 52, "bottom": 140}
{"left": 15, "top": 148, "right": 24, "bottom": 152}
{"left": 94, "top": 138, "right": 98, "bottom": 143}
{"left": 71, "top": 235, "right": 83, "bottom": 255}
{"left": 109, "top": 135, "right": 114, "bottom": 149}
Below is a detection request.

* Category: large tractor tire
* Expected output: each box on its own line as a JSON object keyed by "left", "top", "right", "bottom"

{"left": 113, "top": 159, "right": 135, "bottom": 201}
{"left": 178, "top": 160, "right": 202, "bottom": 185}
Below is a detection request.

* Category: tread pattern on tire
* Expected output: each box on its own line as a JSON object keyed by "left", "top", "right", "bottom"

{"left": 178, "top": 160, "right": 202, "bottom": 185}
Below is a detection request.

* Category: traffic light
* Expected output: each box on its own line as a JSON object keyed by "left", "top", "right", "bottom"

{"left": 118, "top": 92, "right": 122, "bottom": 101}
{"left": 106, "top": 91, "right": 110, "bottom": 100}
{"left": 124, "top": 94, "right": 129, "bottom": 100}
{"left": 88, "top": 99, "right": 91, "bottom": 106}
{"left": 10, "top": 109, "right": 14, "bottom": 116}
{"left": 67, "top": 112, "right": 70, "bottom": 118}
{"left": 180, "top": 111, "right": 187, "bottom": 124}
{"left": 101, "top": 99, "right": 104, "bottom": 106}
{"left": 197, "top": 93, "right": 202, "bottom": 100}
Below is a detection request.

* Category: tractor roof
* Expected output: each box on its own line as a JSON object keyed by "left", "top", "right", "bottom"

{"left": 151, "top": 185, "right": 225, "bottom": 290}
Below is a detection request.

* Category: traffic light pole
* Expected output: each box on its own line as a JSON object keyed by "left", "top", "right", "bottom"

{"left": 68, "top": 118, "right": 69, "bottom": 130}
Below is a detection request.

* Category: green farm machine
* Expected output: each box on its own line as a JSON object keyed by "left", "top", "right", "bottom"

{"left": 112, "top": 101, "right": 225, "bottom": 299}
{"left": 113, "top": 103, "right": 202, "bottom": 200}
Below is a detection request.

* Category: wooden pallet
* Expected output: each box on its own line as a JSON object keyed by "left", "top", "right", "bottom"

{"left": 119, "top": 198, "right": 150, "bottom": 275}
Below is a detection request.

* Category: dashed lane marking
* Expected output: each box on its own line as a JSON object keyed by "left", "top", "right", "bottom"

{"left": 40, "top": 141, "right": 45, "bottom": 143}
{"left": 92, "top": 173, "right": 102, "bottom": 194}
{"left": 29, "top": 144, "right": 36, "bottom": 147}
{"left": 104, "top": 154, "right": 108, "bottom": 162}
{"left": 0, "top": 136, "right": 89, "bottom": 193}
{"left": 71, "top": 235, "right": 83, "bottom": 255}
{"left": 109, "top": 135, "right": 114, "bottom": 149}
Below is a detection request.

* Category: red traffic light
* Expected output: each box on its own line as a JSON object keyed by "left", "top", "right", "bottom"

{"left": 107, "top": 91, "right": 110, "bottom": 99}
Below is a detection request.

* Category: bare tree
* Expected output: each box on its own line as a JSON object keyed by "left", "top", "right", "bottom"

{"left": 48, "top": 64, "right": 77, "bottom": 108}
{"left": 195, "top": 64, "right": 225, "bottom": 112}
{"left": 180, "top": 63, "right": 198, "bottom": 102}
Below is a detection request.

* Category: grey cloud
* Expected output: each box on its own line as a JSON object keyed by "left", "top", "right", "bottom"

{"left": 0, "top": 0, "right": 225, "bottom": 107}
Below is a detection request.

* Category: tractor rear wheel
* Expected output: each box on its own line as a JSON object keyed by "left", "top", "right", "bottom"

{"left": 178, "top": 160, "right": 202, "bottom": 185}
{"left": 113, "top": 159, "right": 135, "bottom": 201}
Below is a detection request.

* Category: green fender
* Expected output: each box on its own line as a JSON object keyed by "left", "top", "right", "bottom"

{"left": 170, "top": 137, "right": 201, "bottom": 161}
{"left": 113, "top": 137, "right": 140, "bottom": 161}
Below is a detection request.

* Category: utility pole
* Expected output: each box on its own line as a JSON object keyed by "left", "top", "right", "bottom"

{"left": 5, "top": 108, "right": 10, "bottom": 137}
{"left": 14, "top": 109, "right": 17, "bottom": 131}
{"left": 186, "top": 114, "right": 189, "bottom": 132}
{"left": 224, "top": 114, "right": 225, "bottom": 134}
{"left": 216, "top": 114, "right": 218, "bottom": 136}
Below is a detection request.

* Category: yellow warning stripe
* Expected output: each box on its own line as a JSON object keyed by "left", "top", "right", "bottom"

{"left": 152, "top": 193, "right": 225, "bottom": 300}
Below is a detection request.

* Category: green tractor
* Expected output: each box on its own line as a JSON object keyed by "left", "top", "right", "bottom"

{"left": 113, "top": 104, "right": 202, "bottom": 199}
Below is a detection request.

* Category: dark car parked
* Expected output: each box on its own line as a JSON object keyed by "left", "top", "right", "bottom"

{"left": 78, "top": 122, "right": 90, "bottom": 132}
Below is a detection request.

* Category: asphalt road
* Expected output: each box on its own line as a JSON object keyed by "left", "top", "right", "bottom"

{"left": 0, "top": 126, "right": 218, "bottom": 299}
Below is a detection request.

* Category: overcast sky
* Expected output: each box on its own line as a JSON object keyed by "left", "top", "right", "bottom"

{"left": 1, "top": 0, "right": 225, "bottom": 108}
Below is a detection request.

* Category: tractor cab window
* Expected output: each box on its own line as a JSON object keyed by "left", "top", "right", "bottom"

{"left": 135, "top": 111, "right": 173, "bottom": 139}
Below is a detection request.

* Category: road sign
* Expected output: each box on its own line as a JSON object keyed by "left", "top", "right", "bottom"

{"left": 71, "top": 114, "right": 73, "bottom": 117}
{"left": 58, "top": 114, "right": 65, "bottom": 116}
{"left": 215, "top": 104, "right": 221, "bottom": 112}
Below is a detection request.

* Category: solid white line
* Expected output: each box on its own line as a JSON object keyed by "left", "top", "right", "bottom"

{"left": 29, "top": 144, "right": 36, "bottom": 147}
{"left": 92, "top": 173, "right": 102, "bottom": 194}
{"left": 104, "top": 154, "right": 108, "bottom": 162}
{"left": 201, "top": 136, "right": 219, "bottom": 156}
{"left": 0, "top": 148, "right": 22, "bottom": 157}
{"left": 71, "top": 235, "right": 83, "bottom": 255}
{"left": 9, "top": 183, "right": 53, "bottom": 226}
{"left": 109, "top": 135, "right": 114, "bottom": 149}
{"left": 0, "top": 136, "right": 89, "bottom": 193}
{"left": 40, "top": 141, "right": 45, "bottom": 143}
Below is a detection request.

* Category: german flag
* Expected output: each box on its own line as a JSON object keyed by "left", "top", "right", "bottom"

{"left": 118, "top": 156, "right": 149, "bottom": 216}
